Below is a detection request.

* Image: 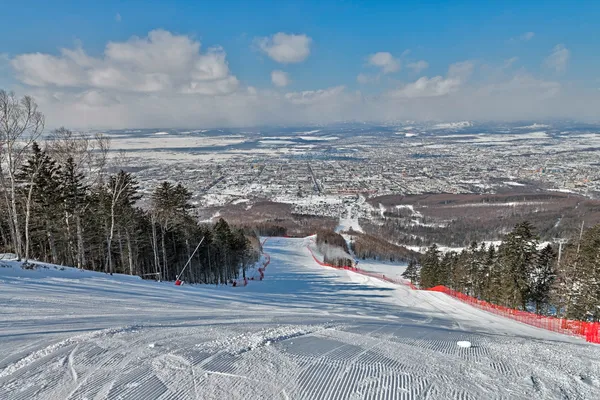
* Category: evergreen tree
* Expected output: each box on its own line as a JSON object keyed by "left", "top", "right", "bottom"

{"left": 17, "top": 142, "right": 61, "bottom": 261}
{"left": 419, "top": 244, "right": 441, "bottom": 289}
{"left": 530, "top": 244, "right": 556, "bottom": 314}
{"left": 57, "top": 157, "right": 88, "bottom": 267}
{"left": 559, "top": 225, "right": 600, "bottom": 321}
{"left": 402, "top": 259, "right": 420, "bottom": 284}
{"left": 496, "top": 221, "right": 539, "bottom": 309}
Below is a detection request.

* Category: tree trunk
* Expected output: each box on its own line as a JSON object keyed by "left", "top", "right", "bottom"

{"left": 24, "top": 180, "right": 36, "bottom": 260}
{"left": 9, "top": 164, "right": 22, "bottom": 259}
{"left": 107, "top": 202, "right": 116, "bottom": 275}
{"left": 76, "top": 215, "right": 85, "bottom": 269}
{"left": 126, "top": 229, "right": 134, "bottom": 276}
{"left": 151, "top": 214, "right": 161, "bottom": 279}
{"left": 0, "top": 168, "right": 18, "bottom": 256}
{"left": 161, "top": 227, "right": 168, "bottom": 280}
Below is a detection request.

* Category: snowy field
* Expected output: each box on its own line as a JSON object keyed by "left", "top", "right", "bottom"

{"left": 1, "top": 237, "right": 600, "bottom": 399}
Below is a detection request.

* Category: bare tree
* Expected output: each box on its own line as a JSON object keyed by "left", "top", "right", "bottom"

{"left": 46, "top": 127, "right": 111, "bottom": 186}
{"left": 0, "top": 91, "right": 44, "bottom": 259}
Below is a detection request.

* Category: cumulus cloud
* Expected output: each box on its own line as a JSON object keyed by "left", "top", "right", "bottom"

{"left": 389, "top": 76, "right": 461, "bottom": 98}
{"left": 544, "top": 44, "right": 570, "bottom": 73}
{"left": 284, "top": 86, "right": 345, "bottom": 105}
{"left": 6, "top": 32, "right": 599, "bottom": 129}
{"left": 271, "top": 70, "right": 290, "bottom": 87}
{"left": 368, "top": 52, "right": 400, "bottom": 73}
{"left": 388, "top": 61, "right": 472, "bottom": 98}
{"left": 256, "top": 33, "right": 311, "bottom": 63}
{"left": 407, "top": 60, "right": 429, "bottom": 73}
{"left": 11, "top": 29, "right": 239, "bottom": 95}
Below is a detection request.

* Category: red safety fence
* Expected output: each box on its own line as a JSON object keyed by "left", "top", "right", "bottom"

{"left": 428, "top": 285, "right": 600, "bottom": 344}
{"left": 306, "top": 245, "right": 417, "bottom": 289}
{"left": 307, "top": 244, "right": 600, "bottom": 344}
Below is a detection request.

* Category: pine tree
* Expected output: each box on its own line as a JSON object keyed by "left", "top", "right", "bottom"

{"left": 560, "top": 225, "right": 600, "bottom": 321}
{"left": 402, "top": 259, "right": 420, "bottom": 284}
{"left": 17, "top": 142, "right": 61, "bottom": 261}
{"left": 58, "top": 157, "right": 88, "bottom": 267}
{"left": 482, "top": 244, "right": 497, "bottom": 302}
{"left": 530, "top": 244, "right": 556, "bottom": 314}
{"left": 496, "top": 221, "right": 539, "bottom": 309}
{"left": 419, "top": 244, "right": 441, "bottom": 289}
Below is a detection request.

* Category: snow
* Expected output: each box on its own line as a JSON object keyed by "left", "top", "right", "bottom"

{"left": 517, "top": 123, "right": 550, "bottom": 129}
{"left": 298, "top": 136, "right": 339, "bottom": 141}
{"left": 395, "top": 204, "right": 423, "bottom": 218}
{"left": 335, "top": 206, "right": 364, "bottom": 233}
{"left": 1, "top": 237, "right": 600, "bottom": 399}
{"left": 503, "top": 181, "right": 526, "bottom": 186}
{"left": 456, "top": 341, "right": 472, "bottom": 349}
{"left": 432, "top": 121, "right": 473, "bottom": 130}
{"left": 548, "top": 188, "right": 579, "bottom": 194}
{"left": 258, "top": 140, "right": 296, "bottom": 145}
{"left": 294, "top": 129, "right": 321, "bottom": 135}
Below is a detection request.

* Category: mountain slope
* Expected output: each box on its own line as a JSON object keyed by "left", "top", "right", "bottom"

{"left": 1, "top": 237, "right": 599, "bottom": 399}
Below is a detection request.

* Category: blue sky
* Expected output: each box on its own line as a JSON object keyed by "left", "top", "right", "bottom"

{"left": 1, "top": 1, "right": 599, "bottom": 128}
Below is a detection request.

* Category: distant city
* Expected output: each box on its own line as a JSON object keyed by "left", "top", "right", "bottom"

{"left": 98, "top": 121, "right": 600, "bottom": 218}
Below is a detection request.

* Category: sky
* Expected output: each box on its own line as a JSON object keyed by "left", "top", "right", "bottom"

{"left": 1, "top": 0, "right": 599, "bottom": 129}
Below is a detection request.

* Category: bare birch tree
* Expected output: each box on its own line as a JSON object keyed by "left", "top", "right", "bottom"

{"left": 0, "top": 90, "right": 44, "bottom": 259}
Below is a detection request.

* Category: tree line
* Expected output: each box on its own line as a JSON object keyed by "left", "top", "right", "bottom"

{"left": 0, "top": 90, "right": 259, "bottom": 284}
{"left": 402, "top": 221, "right": 600, "bottom": 322}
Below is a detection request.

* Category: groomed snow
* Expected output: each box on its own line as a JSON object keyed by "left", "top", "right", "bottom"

{"left": 1, "top": 237, "right": 599, "bottom": 399}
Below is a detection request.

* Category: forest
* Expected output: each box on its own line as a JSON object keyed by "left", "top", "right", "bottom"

{"left": 0, "top": 90, "right": 259, "bottom": 284}
{"left": 403, "top": 221, "right": 600, "bottom": 322}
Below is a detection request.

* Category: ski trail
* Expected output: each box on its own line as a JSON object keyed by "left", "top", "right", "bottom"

{"left": 1, "top": 237, "right": 600, "bottom": 399}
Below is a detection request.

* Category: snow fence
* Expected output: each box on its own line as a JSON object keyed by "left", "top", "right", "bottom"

{"left": 307, "top": 245, "right": 600, "bottom": 344}
{"left": 428, "top": 285, "right": 600, "bottom": 344}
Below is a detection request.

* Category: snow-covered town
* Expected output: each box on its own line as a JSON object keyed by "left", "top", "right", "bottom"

{"left": 3, "top": 1, "right": 600, "bottom": 399}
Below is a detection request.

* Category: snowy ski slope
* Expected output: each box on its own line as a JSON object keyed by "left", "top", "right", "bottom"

{"left": 1, "top": 237, "right": 600, "bottom": 399}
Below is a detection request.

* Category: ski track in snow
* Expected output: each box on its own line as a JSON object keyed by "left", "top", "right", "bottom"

{"left": 1, "top": 237, "right": 600, "bottom": 399}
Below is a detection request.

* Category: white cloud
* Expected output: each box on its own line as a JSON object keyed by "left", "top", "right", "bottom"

{"left": 447, "top": 61, "right": 474, "bottom": 80}
{"left": 115, "top": 13, "right": 122, "bottom": 22}
{"left": 520, "top": 32, "right": 535, "bottom": 41}
{"left": 368, "top": 52, "right": 400, "bottom": 73}
{"left": 271, "top": 70, "right": 290, "bottom": 87}
{"left": 284, "top": 86, "right": 345, "bottom": 105}
{"left": 509, "top": 32, "right": 535, "bottom": 42}
{"left": 389, "top": 76, "right": 461, "bottom": 98}
{"left": 6, "top": 34, "right": 599, "bottom": 129}
{"left": 503, "top": 57, "right": 519, "bottom": 69}
{"left": 389, "top": 61, "right": 472, "bottom": 98}
{"left": 11, "top": 51, "right": 88, "bottom": 87}
{"left": 544, "top": 44, "right": 570, "bottom": 73}
{"left": 11, "top": 29, "right": 239, "bottom": 95}
{"left": 256, "top": 33, "right": 311, "bottom": 63}
{"left": 407, "top": 60, "right": 429, "bottom": 73}
{"left": 356, "top": 73, "right": 379, "bottom": 84}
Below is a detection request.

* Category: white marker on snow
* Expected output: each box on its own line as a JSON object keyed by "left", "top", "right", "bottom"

{"left": 457, "top": 341, "right": 472, "bottom": 348}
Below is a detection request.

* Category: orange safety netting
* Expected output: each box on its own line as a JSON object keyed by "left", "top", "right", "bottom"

{"left": 307, "top": 245, "right": 600, "bottom": 344}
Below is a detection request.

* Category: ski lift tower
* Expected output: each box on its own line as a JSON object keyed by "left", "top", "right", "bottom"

{"left": 553, "top": 238, "right": 568, "bottom": 268}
